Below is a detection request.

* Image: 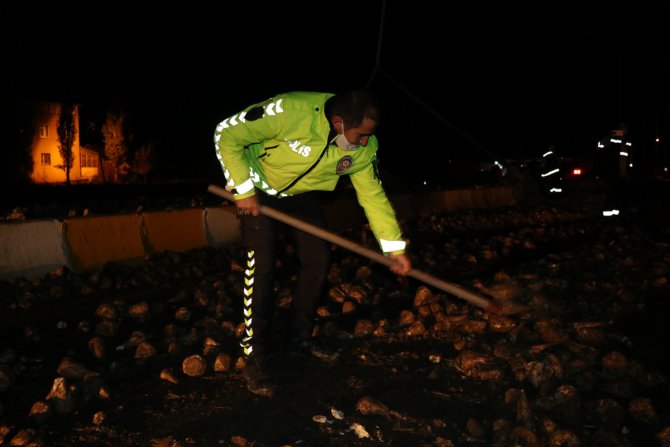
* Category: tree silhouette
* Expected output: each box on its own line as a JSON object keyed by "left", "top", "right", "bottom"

{"left": 56, "top": 103, "right": 77, "bottom": 185}
{"left": 132, "top": 142, "right": 155, "bottom": 183}
{"left": 102, "top": 109, "right": 128, "bottom": 183}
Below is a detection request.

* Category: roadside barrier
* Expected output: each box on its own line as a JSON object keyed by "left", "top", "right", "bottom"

{"left": 65, "top": 214, "right": 144, "bottom": 271}
{"left": 0, "top": 219, "right": 67, "bottom": 280}
{"left": 0, "top": 185, "right": 524, "bottom": 280}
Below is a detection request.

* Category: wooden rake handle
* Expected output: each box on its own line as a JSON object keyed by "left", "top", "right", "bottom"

{"left": 207, "top": 184, "right": 501, "bottom": 314}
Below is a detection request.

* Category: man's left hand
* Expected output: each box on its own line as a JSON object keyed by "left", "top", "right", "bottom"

{"left": 388, "top": 253, "right": 412, "bottom": 276}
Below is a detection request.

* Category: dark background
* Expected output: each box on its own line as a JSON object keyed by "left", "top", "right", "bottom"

{"left": 2, "top": 0, "right": 669, "bottom": 190}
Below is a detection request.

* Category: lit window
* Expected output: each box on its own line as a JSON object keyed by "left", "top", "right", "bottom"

{"left": 39, "top": 125, "right": 48, "bottom": 138}
{"left": 81, "top": 152, "right": 98, "bottom": 168}
{"left": 41, "top": 153, "right": 51, "bottom": 165}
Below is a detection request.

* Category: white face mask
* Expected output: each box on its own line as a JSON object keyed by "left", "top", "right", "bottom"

{"left": 335, "top": 122, "right": 359, "bottom": 150}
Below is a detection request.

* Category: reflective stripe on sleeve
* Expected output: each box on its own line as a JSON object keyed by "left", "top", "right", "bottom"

{"left": 380, "top": 239, "right": 406, "bottom": 253}
{"left": 236, "top": 178, "right": 255, "bottom": 195}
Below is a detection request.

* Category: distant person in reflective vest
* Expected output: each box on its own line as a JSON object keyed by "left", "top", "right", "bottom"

{"left": 538, "top": 145, "right": 563, "bottom": 196}
{"left": 213, "top": 90, "right": 411, "bottom": 397}
{"left": 595, "top": 124, "right": 632, "bottom": 216}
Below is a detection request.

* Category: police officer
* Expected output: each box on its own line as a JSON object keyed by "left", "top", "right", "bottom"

{"left": 595, "top": 123, "right": 632, "bottom": 216}
{"left": 214, "top": 90, "right": 412, "bottom": 397}
{"left": 538, "top": 145, "right": 563, "bottom": 196}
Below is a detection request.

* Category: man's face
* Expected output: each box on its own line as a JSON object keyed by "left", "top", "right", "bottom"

{"left": 343, "top": 117, "right": 377, "bottom": 147}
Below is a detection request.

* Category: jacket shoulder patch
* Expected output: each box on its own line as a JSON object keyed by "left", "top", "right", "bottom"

{"left": 336, "top": 156, "right": 354, "bottom": 174}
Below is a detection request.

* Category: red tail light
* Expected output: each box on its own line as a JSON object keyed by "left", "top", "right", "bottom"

{"left": 571, "top": 168, "right": 582, "bottom": 176}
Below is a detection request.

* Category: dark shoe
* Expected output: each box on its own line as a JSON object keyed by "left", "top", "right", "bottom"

{"left": 288, "top": 337, "right": 340, "bottom": 362}
{"left": 242, "top": 356, "right": 276, "bottom": 398}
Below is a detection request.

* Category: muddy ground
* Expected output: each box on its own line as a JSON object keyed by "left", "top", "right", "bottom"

{"left": 1, "top": 189, "right": 670, "bottom": 447}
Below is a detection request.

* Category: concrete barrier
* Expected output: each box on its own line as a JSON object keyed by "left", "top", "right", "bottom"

{"left": 204, "top": 206, "right": 242, "bottom": 246}
{"left": 0, "top": 185, "right": 525, "bottom": 281}
{"left": 502, "top": 185, "right": 523, "bottom": 206}
{"left": 368, "top": 185, "right": 524, "bottom": 221}
{"left": 0, "top": 219, "right": 67, "bottom": 279}
{"left": 142, "top": 208, "right": 209, "bottom": 254}
{"left": 65, "top": 214, "right": 144, "bottom": 271}
{"left": 441, "top": 190, "right": 461, "bottom": 212}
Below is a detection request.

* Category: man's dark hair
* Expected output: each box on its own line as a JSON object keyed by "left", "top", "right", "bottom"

{"left": 325, "top": 89, "right": 381, "bottom": 128}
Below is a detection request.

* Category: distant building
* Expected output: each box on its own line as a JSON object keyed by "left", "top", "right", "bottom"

{"left": 25, "top": 100, "right": 106, "bottom": 184}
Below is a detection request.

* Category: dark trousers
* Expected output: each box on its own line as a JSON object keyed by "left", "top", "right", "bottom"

{"left": 239, "top": 192, "right": 330, "bottom": 357}
{"left": 602, "top": 175, "right": 628, "bottom": 210}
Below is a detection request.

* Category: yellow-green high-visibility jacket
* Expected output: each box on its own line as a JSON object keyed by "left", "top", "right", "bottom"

{"left": 213, "top": 91, "right": 406, "bottom": 254}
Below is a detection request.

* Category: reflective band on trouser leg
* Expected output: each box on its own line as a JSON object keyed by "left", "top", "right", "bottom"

{"left": 240, "top": 250, "right": 255, "bottom": 357}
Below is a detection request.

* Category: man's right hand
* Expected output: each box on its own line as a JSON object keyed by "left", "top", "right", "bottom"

{"left": 236, "top": 195, "right": 260, "bottom": 216}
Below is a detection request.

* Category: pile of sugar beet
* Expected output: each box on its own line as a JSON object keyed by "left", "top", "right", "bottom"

{"left": 1, "top": 197, "right": 669, "bottom": 447}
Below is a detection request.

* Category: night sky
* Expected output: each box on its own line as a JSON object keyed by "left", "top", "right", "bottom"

{"left": 2, "top": 1, "right": 669, "bottom": 188}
